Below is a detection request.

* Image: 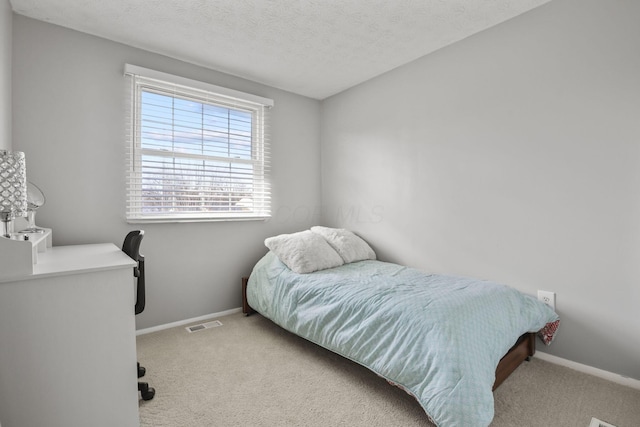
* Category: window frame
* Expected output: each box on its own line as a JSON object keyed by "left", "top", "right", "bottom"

{"left": 124, "top": 64, "right": 273, "bottom": 223}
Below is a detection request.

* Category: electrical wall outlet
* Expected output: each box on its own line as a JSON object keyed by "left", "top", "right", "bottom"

{"left": 537, "top": 290, "right": 556, "bottom": 311}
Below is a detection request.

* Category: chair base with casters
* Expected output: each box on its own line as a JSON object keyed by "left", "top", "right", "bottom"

{"left": 138, "top": 362, "right": 155, "bottom": 401}
{"left": 122, "top": 230, "right": 155, "bottom": 401}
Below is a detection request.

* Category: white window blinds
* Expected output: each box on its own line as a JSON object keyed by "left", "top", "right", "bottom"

{"left": 124, "top": 65, "right": 273, "bottom": 222}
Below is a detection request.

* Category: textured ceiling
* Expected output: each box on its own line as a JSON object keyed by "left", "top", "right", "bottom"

{"left": 10, "top": 0, "right": 551, "bottom": 99}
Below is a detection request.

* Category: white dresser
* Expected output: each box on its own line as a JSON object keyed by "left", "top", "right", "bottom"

{"left": 0, "top": 239, "right": 140, "bottom": 427}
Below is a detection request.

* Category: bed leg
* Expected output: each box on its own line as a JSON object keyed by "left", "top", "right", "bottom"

{"left": 242, "top": 276, "right": 256, "bottom": 316}
{"left": 525, "top": 332, "right": 535, "bottom": 362}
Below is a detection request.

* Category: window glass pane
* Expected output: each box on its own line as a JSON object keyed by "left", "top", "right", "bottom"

{"left": 141, "top": 91, "right": 174, "bottom": 152}
{"left": 141, "top": 89, "right": 254, "bottom": 159}
{"left": 140, "top": 155, "right": 255, "bottom": 214}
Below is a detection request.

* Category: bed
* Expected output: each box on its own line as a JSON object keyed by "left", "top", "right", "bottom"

{"left": 242, "top": 227, "right": 559, "bottom": 427}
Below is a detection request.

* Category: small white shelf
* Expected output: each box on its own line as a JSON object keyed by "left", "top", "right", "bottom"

{"left": 0, "top": 217, "right": 52, "bottom": 279}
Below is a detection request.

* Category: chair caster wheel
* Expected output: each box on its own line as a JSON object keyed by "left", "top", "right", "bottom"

{"left": 141, "top": 387, "right": 155, "bottom": 401}
{"left": 139, "top": 381, "right": 155, "bottom": 401}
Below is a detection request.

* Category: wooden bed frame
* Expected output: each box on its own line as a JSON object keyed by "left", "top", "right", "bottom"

{"left": 241, "top": 277, "right": 535, "bottom": 392}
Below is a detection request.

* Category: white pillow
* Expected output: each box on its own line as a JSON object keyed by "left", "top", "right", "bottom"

{"left": 264, "top": 230, "right": 344, "bottom": 274}
{"left": 310, "top": 226, "right": 376, "bottom": 264}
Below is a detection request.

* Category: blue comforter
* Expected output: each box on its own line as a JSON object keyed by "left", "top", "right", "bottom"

{"left": 247, "top": 252, "right": 559, "bottom": 426}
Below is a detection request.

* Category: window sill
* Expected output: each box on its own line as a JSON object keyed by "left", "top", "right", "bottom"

{"left": 126, "top": 215, "right": 271, "bottom": 224}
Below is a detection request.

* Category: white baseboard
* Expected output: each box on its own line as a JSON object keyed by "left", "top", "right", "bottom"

{"left": 136, "top": 307, "right": 243, "bottom": 336}
{"left": 534, "top": 351, "right": 640, "bottom": 390}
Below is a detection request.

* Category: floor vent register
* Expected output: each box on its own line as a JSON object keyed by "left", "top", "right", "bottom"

{"left": 185, "top": 320, "right": 223, "bottom": 333}
{"left": 590, "top": 418, "right": 617, "bottom": 427}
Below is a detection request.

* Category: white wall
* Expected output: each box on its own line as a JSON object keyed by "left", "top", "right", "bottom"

{"left": 12, "top": 15, "right": 322, "bottom": 329}
{"left": 321, "top": 0, "right": 640, "bottom": 380}
{"left": 0, "top": 0, "right": 10, "bottom": 150}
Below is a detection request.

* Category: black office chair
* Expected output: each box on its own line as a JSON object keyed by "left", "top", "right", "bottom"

{"left": 122, "top": 230, "right": 155, "bottom": 401}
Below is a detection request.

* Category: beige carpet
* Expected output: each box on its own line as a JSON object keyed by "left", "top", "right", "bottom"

{"left": 137, "top": 313, "right": 640, "bottom": 426}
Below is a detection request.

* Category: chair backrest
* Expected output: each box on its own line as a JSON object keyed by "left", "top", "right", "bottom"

{"left": 122, "top": 230, "right": 144, "bottom": 261}
{"left": 122, "top": 230, "right": 146, "bottom": 315}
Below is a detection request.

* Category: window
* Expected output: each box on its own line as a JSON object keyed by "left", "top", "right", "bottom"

{"left": 124, "top": 64, "right": 273, "bottom": 222}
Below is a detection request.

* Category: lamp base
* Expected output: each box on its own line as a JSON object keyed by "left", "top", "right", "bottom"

{"left": 18, "top": 211, "right": 45, "bottom": 234}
